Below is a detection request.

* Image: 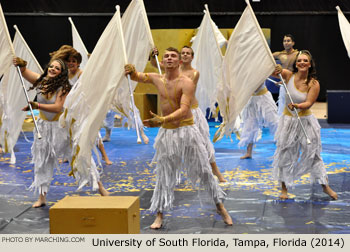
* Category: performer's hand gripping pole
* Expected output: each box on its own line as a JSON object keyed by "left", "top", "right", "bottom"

{"left": 15, "top": 66, "right": 42, "bottom": 139}
{"left": 278, "top": 73, "right": 311, "bottom": 144}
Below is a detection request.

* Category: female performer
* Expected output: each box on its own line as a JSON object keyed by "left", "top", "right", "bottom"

{"left": 272, "top": 50, "right": 337, "bottom": 200}
{"left": 14, "top": 56, "right": 108, "bottom": 208}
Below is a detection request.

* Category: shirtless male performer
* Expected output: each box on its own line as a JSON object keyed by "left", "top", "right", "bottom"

{"left": 150, "top": 46, "right": 227, "bottom": 182}
{"left": 125, "top": 47, "right": 232, "bottom": 229}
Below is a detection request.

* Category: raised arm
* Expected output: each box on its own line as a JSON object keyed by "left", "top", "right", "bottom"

{"left": 271, "top": 64, "right": 293, "bottom": 84}
{"left": 149, "top": 47, "right": 164, "bottom": 71}
{"left": 124, "top": 64, "right": 159, "bottom": 85}
{"left": 13, "top": 57, "right": 41, "bottom": 84}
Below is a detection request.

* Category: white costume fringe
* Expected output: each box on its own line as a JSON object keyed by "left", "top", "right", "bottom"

{"left": 192, "top": 107, "right": 215, "bottom": 163}
{"left": 149, "top": 125, "right": 225, "bottom": 212}
{"left": 29, "top": 118, "right": 70, "bottom": 195}
{"left": 103, "top": 110, "right": 116, "bottom": 129}
{"left": 273, "top": 114, "right": 328, "bottom": 187}
{"left": 238, "top": 91, "right": 278, "bottom": 147}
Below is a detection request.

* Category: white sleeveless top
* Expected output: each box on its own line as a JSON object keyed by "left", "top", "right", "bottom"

{"left": 37, "top": 90, "right": 62, "bottom": 121}
{"left": 69, "top": 71, "right": 82, "bottom": 87}
{"left": 285, "top": 74, "right": 308, "bottom": 114}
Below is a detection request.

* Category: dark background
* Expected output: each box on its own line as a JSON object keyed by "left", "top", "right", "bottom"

{"left": 3, "top": 0, "right": 350, "bottom": 101}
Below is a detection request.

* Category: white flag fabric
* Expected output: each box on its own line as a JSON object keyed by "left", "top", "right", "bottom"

{"left": 191, "top": 7, "right": 224, "bottom": 115}
{"left": 0, "top": 26, "right": 43, "bottom": 163}
{"left": 336, "top": 6, "right": 350, "bottom": 59}
{"left": 191, "top": 13, "right": 227, "bottom": 48}
{"left": 111, "top": 0, "right": 154, "bottom": 124}
{"left": 69, "top": 17, "right": 89, "bottom": 69}
{"left": 214, "top": 0, "right": 275, "bottom": 141}
{"left": 0, "top": 3, "right": 14, "bottom": 77}
{"left": 61, "top": 7, "right": 127, "bottom": 188}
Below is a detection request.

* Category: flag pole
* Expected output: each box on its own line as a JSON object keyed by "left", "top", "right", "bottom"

{"left": 116, "top": 5, "right": 142, "bottom": 144}
{"left": 155, "top": 56, "right": 162, "bottom": 75}
{"left": 15, "top": 66, "right": 42, "bottom": 139}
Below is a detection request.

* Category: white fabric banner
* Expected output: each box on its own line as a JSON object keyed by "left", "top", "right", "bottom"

{"left": 214, "top": 0, "right": 275, "bottom": 141}
{"left": 0, "top": 26, "right": 42, "bottom": 163}
{"left": 61, "top": 7, "right": 128, "bottom": 188}
{"left": 191, "top": 6, "right": 224, "bottom": 115}
{"left": 0, "top": 3, "right": 14, "bottom": 77}
{"left": 111, "top": 0, "right": 154, "bottom": 124}
{"left": 69, "top": 17, "right": 89, "bottom": 69}
{"left": 336, "top": 6, "right": 350, "bottom": 59}
{"left": 191, "top": 12, "right": 227, "bottom": 48}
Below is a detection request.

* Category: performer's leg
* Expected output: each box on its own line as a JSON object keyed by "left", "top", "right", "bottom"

{"left": 98, "top": 181, "right": 109, "bottom": 196}
{"left": 149, "top": 156, "right": 180, "bottom": 229}
{"left": 140, "top": 127, "right": 149, "bottom": 145}
{"left": 97, "top": 139, "right": 113, "bottom": 165}
{"left": 280, "top": 182, "right": 288, "bottom": 200}
{"left": 216, "top": 203, "right": 233, "bottom": 225}
{"left": 32, "top": 191, "right": 47, "bottom": 208}
{"left": 210, "top": 162, "right": 227, "bottom": 182}
{"left": 102, "top": 127, "right": 111, "bottom": 142}
{"left": 150, "top": 212, "right": 163, "bottom": 229}
{"left": 321, "top": 184, "right": 338, "bottom": 200}
{"left": 240, "top": 143, "right": 253, "bottom": 159}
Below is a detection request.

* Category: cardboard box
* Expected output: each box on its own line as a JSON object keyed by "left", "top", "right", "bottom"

{"left": 49, "top": 196, "right": 140, "bottom": 234}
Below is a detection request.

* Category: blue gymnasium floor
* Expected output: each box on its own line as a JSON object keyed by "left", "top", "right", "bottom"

{"left": 0, "top": 120, "right": 349, "bottom": 234}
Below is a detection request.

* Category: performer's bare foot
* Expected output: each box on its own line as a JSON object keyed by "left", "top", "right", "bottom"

{"left": 211, "top": 162, "right": 227, "bottom": 182}
{"left": 216, "top": 203, "right": 233, "bottom": 225}
{"left": 98, "top": 181, "right": 110, "bottom": 196}
{"left": 104, "top": 159, "right": 113, "bottom": 165}
{"left": 32, "top": 194, "right": 46, "bottom": 208}
{"left": 279, "top": 182, "right": 288, "bottom": 200}
{"left": 240, "top": 143, "right": 253, "bottom": 159}
{"left": 150, "top": 212, "right": 163, "bottom": 229}
{"left": 101, "top": 156, "right": 113, "bottom": 165}
{"left": 240, "top": 154, "right": 252, "bottom": 159}
{"left": 322, "top": 185, "right": 338, "bottom": 200}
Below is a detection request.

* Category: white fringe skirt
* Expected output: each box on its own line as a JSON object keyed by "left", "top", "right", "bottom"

{"left": 273, "top": 114, "right": 328, "bottom": 187}
{"left": 29, "top": 119, "right": 70, "bottom": 195}
{"left": 149, "top": 125, "right": 225, "bottom": 212}
{"left": 238, "top": 92, "right": 279, "bottom": 147}
{"left": 192, "top": 107, "right": 215, "bottom": 163}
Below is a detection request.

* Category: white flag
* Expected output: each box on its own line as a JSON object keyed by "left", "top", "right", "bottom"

{"left": 0, "top": 25, "right": 43, "bottom": 163}
{"left": 336, "top": 6, "right": 350, "bottom": 59}
{"left": 111, "top": 0, "right": 154, "bottom": 123}
{"left": 0, "top": 3, "right": 14, "bottom": 77}
{"left": 214, "top": 0, "right": 275, "bottom": 141}
{"left": 61, "top": 7, "right": 128, "bottom": 188}
{"left": 69, "top": 17, "right": 89, "bottom": 69}
{"left": 191, "top": 5, "right": 224, "bottom": 115}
